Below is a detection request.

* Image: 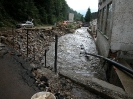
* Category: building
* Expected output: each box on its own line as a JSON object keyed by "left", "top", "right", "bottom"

{"left": 96, "top": 0, "right": 133, "bottom": 59}
{"left": 96, "top": 0, "right": 133, "bottom": 94}
{"left": 69, "top": 13, "right": 74, "bottom": 22}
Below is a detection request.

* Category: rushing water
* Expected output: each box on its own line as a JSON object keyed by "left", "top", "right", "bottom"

{"left": 42, "top": 27, "right": 105, "bottom": 80}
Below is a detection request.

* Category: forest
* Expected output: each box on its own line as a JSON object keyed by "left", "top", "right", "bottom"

{"left": 0, "top": 0, "right": 83, "bottom": 27}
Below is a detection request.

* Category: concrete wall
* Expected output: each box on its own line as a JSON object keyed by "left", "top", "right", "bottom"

{"left": 97, "top": 0, "right": 133, "bottom": 89}
{"left": 96, "top": 31, "right": 110, "bottom": 57}
{"left": 97, "top": 0, "right": 133, "bottom": 59}
{"left": 111, "top": 0, "right": 133, "bottom": 51}
{"left": 111, "top": 0, "right": 133, "bottom": 59}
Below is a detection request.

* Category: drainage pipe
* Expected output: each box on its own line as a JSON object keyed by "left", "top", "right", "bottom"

{"left": 85, "top": 52, "right": 133, "bottom": 75}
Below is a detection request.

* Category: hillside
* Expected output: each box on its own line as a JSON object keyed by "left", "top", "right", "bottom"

{"left": 0, "top": 0, "right": 83, "bottom": 27}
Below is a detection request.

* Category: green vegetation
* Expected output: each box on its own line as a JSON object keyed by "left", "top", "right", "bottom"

{"left": 67, "top": 24, "right": 75, "bottom": 29}
{"left": 84, "top": 7, "right": 98, "bottom": 24}
{"left": 0, "top": 0, "right": 83, "bottom": 27}
{"left": 85, "top": 7, "right": 91, "bottom": 23}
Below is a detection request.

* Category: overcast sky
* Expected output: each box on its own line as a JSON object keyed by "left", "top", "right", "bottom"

{"left": 65, "top": 0, "right": 98, "bottom": 16}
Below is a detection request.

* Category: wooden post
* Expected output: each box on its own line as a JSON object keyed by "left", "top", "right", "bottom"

{"left": 27, "top": 29, "right": 29, "bottom": 57}
{"left": 54, "top": 35, "right": 58, "bottom": 73}
{"left": 33, "top": 47, "right": 35, "bottom": 60}
{"left": 12, "top": 26, "right": 14, "bottom": 48}
{"left": 45, "top": 50, "right": 47, "bottom": 67}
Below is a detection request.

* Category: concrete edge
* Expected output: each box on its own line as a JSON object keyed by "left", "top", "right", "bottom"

{"left": 59, "top": 70, "right": 133, "bottom": 99}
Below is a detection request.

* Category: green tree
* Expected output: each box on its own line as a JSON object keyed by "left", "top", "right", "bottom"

{"left": 39, "top": 7, "right": 48, "bottom": 24}
{"left": 80, "top": 15, "right": 84, "bottom": 22}
{"left": 85, "top": 7, "right": 91, "bottom": 23}
{"left": 0, "top": 0, "right": 83, "bottom": 26}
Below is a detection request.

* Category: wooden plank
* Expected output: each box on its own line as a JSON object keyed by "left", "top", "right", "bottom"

{"left": 115, "top": 59, "right": 133, "bottom": 95}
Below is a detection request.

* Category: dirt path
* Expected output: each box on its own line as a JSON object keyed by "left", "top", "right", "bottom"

{"left": 0, "top": 44, "right": 37, "bottom": 99}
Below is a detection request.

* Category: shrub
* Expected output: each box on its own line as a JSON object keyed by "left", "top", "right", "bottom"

{"left": 67, "top": 24, "right": 74, "bottom": 29}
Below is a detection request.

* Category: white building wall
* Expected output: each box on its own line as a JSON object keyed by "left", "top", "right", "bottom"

{"left": 96, "top": 31, "right": 110, "bottom": 57}
{"left": 111, "top": 0, "right": 133, "bottom": 59}
{"left": 69, "top": 13, "right": 74, "bottom": 22}
{"left": 97, "top": 0, "right": 133, "bottom": 59}
{"left": 96, "top": 0, "right": 112, "bottom": 57}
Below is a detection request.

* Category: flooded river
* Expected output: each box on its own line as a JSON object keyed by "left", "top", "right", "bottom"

{"left": 42, "top": 27, "right": 105, "bottom": 80}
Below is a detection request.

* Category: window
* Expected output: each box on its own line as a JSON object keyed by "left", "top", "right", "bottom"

{"left": 100, "top": 9, "right": 103, "bottom": 30}
{"left": 102, "top": 7, "right": 106, "bottom": 33}
{"left": 105, "top": 3, "right": 112, "bottom": 37}
{"left": 98, "top": 10, "right": 101, "bottom": 29}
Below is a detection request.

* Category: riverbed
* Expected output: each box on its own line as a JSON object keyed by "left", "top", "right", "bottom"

{"left": 42, "top": 27, "right": 106, "bottom": 80}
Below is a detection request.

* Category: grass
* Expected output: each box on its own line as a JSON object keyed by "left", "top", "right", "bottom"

{"left": 67, "top": 23, "right": 75, "bottom": 29}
